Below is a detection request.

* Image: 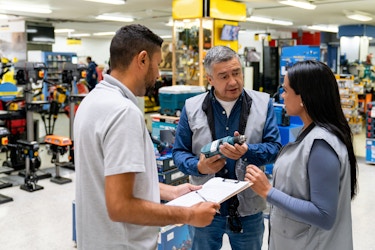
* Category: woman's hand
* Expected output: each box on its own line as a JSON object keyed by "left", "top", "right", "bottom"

{"left": 245, "top": 164, "right": 272, "bottom": 199}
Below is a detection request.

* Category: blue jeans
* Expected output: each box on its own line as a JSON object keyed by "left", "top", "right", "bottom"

{"left": 189, "top": 212, "right": 264, "bottom": 250}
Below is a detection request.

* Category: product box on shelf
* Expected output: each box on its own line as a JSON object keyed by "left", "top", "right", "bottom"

{"left": 158, "top": 167, "right": 187, "bottom": 184}
{"left": 151, "top": 114, "right": 179, "bottom": 140}
{"left": 336, "top": 74, "right": 354, "bottom": 89}
{"left": 169, "top": 176, "right": 189, "bottom": 186}
{"left": 348, "top": 116, "right": 363, "bottom": 135}
{"left": 366, "top": 139, "right": 375, "bottom": 164}
{"left": 158, "top": 224, "right": 191, "bottom": 250}
{"left": 156, "top": 153, "right": 175, "bottom": 173}
{"left": 366, "top": 102, "right": 375, "bottom": 138}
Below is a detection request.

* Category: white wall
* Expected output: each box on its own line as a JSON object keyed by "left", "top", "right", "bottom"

{"left": 238, "top": 31, "right": 264, "bottom": 55}
{"left": 53, "top": 36, "right": 111, "bottom": 66}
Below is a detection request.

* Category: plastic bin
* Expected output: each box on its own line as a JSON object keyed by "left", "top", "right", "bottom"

{"left": 159, "top": 85, "right": 205, "bottom": 116}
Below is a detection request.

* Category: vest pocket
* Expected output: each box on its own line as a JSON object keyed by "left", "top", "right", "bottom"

{"left": 270, "top": 209, "right": 311, "bottom": 239}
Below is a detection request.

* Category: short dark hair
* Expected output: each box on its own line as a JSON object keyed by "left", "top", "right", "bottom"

{"left": 109, "top": 24, "right": 163, "bottom": 71}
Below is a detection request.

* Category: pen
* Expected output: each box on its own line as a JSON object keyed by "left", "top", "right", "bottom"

{"left": 196, "top": 191, "right": 208, "bottom": 202}
{"left": 195, "top": 191, "right": 221, "bottom": 214}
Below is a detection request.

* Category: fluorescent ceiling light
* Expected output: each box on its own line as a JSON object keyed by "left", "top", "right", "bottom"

{"left": 160, "top": 35, "right": 172, "bottom": 39}
{"left": 346, "top": 13, "right": 373, "bottom": 22}
{"left": 70, "top": 33, "right": 91, "bottom": 37}
{"left": 0, "top": 14, "right": 9, "bottom": 19}
{"left": 55, "top": 29, "right": 75, "bottom": 33}
{"left": 0, "top": 4, "right": 52, "bottom": 14}
{"left": 26, "top": 28, "right": 37, "bottom": 33}
{"left": 279, "top": 0, "right": 316, "bottom": 10}
{"left": 307, "top": 25, "right": 338, "bottom": 33}
{"left": 247, "top": 16, "right": 293, "bottom": 26}
{"left": 93, "top": 31, "right": 116, "bottom": 36}
{"left": 83, "top": 0, "right": 125, "bottom": 5}
{"left": 96, "top": 14, "right": 134, "bottom": 22}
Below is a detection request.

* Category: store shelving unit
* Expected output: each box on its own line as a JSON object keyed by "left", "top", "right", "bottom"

{"left": 171, "top": 0, "right": 246, "bottom": 86}
{"left": 336, "top": 74, "right": 363, "bottom": 135}
{"left": 43, "top": 52, "right": 77, "bottom": 82}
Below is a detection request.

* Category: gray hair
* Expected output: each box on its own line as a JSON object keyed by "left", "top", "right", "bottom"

{"left": 203, "top": 46, "right": 240, "bottom": 75}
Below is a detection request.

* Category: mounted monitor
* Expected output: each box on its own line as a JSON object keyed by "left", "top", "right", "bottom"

{"left": 220, "top": 24, "right": 240, "bottom": 41}
{"left": 26, "top": 24, "right": 55, "bottom": 44}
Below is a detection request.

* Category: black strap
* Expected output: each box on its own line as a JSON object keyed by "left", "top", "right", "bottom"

{"left": 228, "top": 196, "right": 243, "bottom": 233}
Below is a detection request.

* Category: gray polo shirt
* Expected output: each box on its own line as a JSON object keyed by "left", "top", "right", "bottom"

{"left": 75, "top": 74, "right": 160, "bottom": 249}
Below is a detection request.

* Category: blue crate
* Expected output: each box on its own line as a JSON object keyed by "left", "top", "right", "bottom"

{"left": 159, "top": 85, "right": 205, "bottom": 116}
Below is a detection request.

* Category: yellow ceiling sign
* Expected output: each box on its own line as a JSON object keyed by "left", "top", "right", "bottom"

{"left": 210, "top": 0, "right": 246, "bottom": 21}
{"left": 0, "top": 24, "right": 10, "bottom": 31}
{"left": 66, "top": 37, "right": 82, "bottom": 45}
{"left": 172, "top": 0, "right": 203, "bottom": 19}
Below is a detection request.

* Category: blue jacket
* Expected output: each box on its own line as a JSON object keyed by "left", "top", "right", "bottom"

{"left": 173, "top": 88, "right": 282, "bottom": 216}
{"left": 86, "top": 61, "right": 98, "bottom": 89}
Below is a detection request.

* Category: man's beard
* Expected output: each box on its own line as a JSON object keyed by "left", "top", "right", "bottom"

{"left": 144, "top": 64, "right": 157, "bottom": 96}
{"left": 145, "top": 85, "right": 155, "bottom": 97}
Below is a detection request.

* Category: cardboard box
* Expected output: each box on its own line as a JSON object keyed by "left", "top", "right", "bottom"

{"left": 158, "top": 224, "right": 191, "bottom": 250}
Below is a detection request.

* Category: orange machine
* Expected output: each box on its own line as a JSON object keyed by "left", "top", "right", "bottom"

{"left": 44, "top": 135, "right": 72, "bottom": 184}
{"left": 45, "top": 135, "right": 72, "bottom": 147}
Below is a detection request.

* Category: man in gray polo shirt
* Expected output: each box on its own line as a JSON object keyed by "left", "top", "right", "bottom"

{"left": 74, "top": 24, "right": 219, "bottom": 250}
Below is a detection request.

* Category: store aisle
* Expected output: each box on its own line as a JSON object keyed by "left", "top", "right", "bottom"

{"left": 0, "top": 114, "right": 374, "bottom": 249}
{"left": 0, "top": 157, "right": 374, "bottom": 249}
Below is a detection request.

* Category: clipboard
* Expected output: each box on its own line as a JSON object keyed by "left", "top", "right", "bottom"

{"left": 165, "top": 177, "right": 252, "bottom": 207}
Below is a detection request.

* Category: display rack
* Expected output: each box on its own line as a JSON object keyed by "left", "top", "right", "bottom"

{"left": 336, "top": 74, "right": 363, "bottom": 134}
{"left": 171, "top": 0, "right": 246, "bottom": 86}
{"left": 43, "top": 52, "right": 77, "bottom": 82}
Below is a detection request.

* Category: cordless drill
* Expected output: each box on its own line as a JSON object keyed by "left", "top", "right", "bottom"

{"left": 201, "top": 135, "right": 247, "bottom": 158}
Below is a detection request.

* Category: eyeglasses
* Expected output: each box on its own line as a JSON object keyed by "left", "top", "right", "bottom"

{"left": 228, "top": 197, "right": 243, "bottom": 233}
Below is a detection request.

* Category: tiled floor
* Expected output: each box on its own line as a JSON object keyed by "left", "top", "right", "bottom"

{"left": 0, "top": 114, "right": 374, "bottom": 250}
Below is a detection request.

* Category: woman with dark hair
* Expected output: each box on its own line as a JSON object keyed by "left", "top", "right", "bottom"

{"left": 245, "top": 60, "right": 358, "bottom": 250}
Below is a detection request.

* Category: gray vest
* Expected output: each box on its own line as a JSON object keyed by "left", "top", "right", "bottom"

{"left": 184, "top": 89, "right": 270, "bottom": 216}
{"left": 269, "top": 126, "right": 353, "bottom": 250}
